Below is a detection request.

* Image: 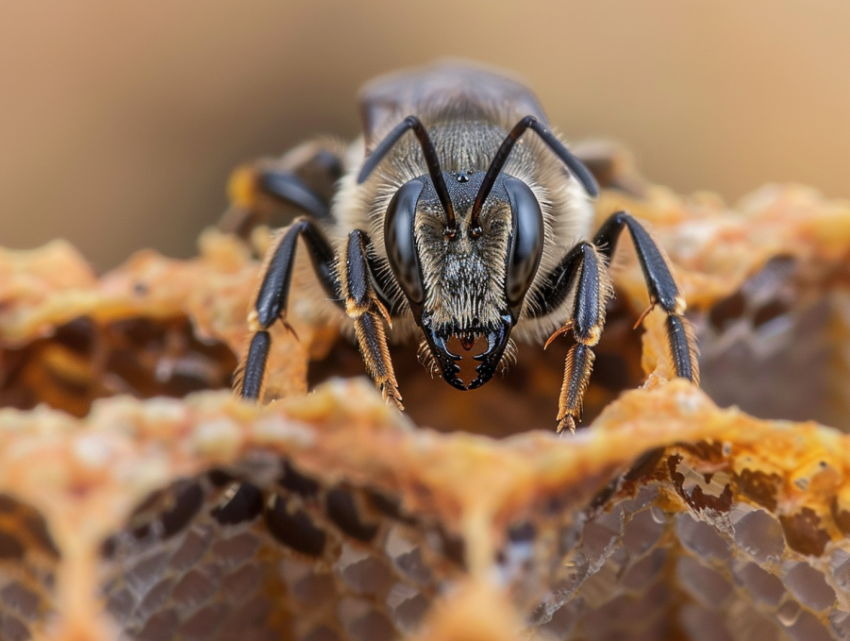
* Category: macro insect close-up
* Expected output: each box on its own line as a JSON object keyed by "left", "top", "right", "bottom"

{"left": 3, "top": 5, "right": 850, "bottom": 640}
{"left": 226, "top": 62, "right": 698, "bottom": 432}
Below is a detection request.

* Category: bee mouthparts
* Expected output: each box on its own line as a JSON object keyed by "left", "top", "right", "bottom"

{"left": 422, "top": 315, "right": 514, "bottom": 391}
{"left": 459, "top": 333, "right": 477, "bottom": 351}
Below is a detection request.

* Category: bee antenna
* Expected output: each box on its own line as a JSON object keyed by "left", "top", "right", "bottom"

{"left": 471, "top": 115, "right": 599, "bottom": 229}
{"left": 358, "top": 115, "right": 457, "bottom": 232}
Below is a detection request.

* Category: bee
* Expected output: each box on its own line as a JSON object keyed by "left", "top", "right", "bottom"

{"left": 226, "top": 62, "right": 698, "bottom": 432}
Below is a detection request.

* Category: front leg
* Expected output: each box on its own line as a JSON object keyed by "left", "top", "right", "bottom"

{"left": 542, "top": 243, "right": 614, "bottom": 433}
{"left": 594, "top": 211, "right": 699, "bottom": 384}
{"left": 341, "top": 230, "right": 403, "bottom": 409}
{"left": 237, "top": 217, "right": 339, "bottom": 400}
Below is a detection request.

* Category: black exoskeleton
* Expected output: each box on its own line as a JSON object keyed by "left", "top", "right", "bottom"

{"left": 228, "top": 62, "right": 698, "bottom": 432}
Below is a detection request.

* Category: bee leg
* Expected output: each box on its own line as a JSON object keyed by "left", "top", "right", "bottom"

{"left": 341, "top": 230, "right": 403, "bottom": 410}
{"left": 544, "top": 243, "right": 614, "bottom": 433}
{"left": 237, "top": 217, "right": 339, "bottom": 400}
{"left": 593, "top": 210, "right": 699, "bottom": 384}
{"left": 221, "top": 138, "right": 345, "bottom": 238}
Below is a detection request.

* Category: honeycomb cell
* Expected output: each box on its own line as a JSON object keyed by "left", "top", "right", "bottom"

{"left": 326, "top": 488, "right": 380, "bottom": 543}
{"left": 829, "top": 609, "right": 850, "bottom": 641}
{"left": 621, "top": 548, "right": 667, "bottom": 592}
{"left": 169, "top": 525, "right": 214, "bottom": 572}
{"left": 221, "top": 563, "right": 263, "bottom": 603}
{"left": 580, "top": 507, "right": 623, "bottom": 566}
{"left": 730, "top": 560, "right": 785, "bottom": 607}
{"left": 679, "top": 604, "right": 734, "bottom": 641}
{"left": 676, "top": 513, "right": 731, "bottom": 561}
{"left": 780, "top": 508, "right": 832, "bottom": 556}
{"left": 384, "top": 526, "right": 432, "bottom": 586}
{"left": 831, "top": 548, "right": 850, "bottom": 593}
{"left": 335, "top": 544, "right": 396, "bottom": 597}
{"left": 178, "top": 602, "right": 229, "bottom": 638}
{"left": 621, "top": 508, "right": 665, "bottom": 557}
{"left": 336, "top": 597, "right": 396, "bottom": 641}
{"left": 581, "top": 582, "right": 670, "bottom": 638}
{"left": 575, "top": 548, "right": 630, "bottom": 608}
{"left": 676, "top": 556, "right": 734, "bottom": 609}
{"left": 777, "top": 599, "right": 802, "bottom": 627}
{"left": 725, "top": 600, "right": 783, "bottom": 641}
{"left": 619, "top": 485, "right": 659, "bottom": 514}
{"left": 732, "top": 508, "right": 785, "bottom": 563}
{"left": 170, "top": 568, "right": 217, "bottom": 609}
{"left": 786, "top": 609, "right": 834, "bottom": 641}
{"left": 783, "top": 561, "right": 836, "bottom": 611}
{"left": 385, "top": 583, "right": 430, "bottom": 635}
{"left": 211, "top": 532, "right": 260, "bottom": 568}
{"left": 0, "top": 582, "right": 41, "bottom": 624}
{"left": 282, "top": 561, "right": 337, "bottom": 609}
{"left": 134, "top": 609, "right": 179, "bottom": 641}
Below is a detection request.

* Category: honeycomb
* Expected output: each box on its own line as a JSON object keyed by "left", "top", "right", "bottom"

{"left": 1, "top": 179, "right": 849, "bottom": 640}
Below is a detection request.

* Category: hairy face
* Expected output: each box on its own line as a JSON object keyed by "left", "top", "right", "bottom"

{"left": 400, "top": 172, "right": 521, "bottom": 391}
{"left": 369, "top": 117, "right": 551, "bottom": 392}
{"left": 415, "top": 194, "right": 511, "bottom": 334}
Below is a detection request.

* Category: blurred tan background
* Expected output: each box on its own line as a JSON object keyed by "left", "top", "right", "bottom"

{"left": 1, "top": 0, "right": 849, "bottom": 269}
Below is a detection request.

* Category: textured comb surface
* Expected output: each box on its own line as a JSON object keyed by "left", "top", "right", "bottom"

{"left": 1, "top": 180, "right": 850, "bottom": 640}
{"left": 0, "top": 383, "right": 849, "bottom": 641}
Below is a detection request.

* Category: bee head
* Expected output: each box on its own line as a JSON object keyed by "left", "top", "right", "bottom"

{"left": 359, "top": 115, "right": 597, "bottom": 390}
{"left": 383, "top": 169, "right": 543, "bottom": 389}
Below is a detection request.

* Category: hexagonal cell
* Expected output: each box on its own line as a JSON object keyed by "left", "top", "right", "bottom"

{"left": 384, "top": 526, "right": 432, "bottom": 586}
{"left": 216, "top": 595, "right": 276, "bottom": 641}
{"left": 776, "top": 599, "right": 803, "bottom": 627}
{"left": 676, "top": 513, "right": 731, "bottom": 561}
{"left": 676, "top": 557, "right": 733, "bottom": 609}
{"left": 831, "top": 548, "right": 850, "bottom": 593}
{"left": 730, "top": 560, "right": 785, "bottom": 607}
{"left": 336, "top": 597, "right": 397, "bottom": 641}
{"left": 679, "top": 603, "right": 734, "bottom": 641}
{"left": 334, "top": 544, "right": 396, "bottom": 597}
{"left": 580, "top": 507, "right": 623, "bottom": 566}
{"left": 580, "top": 582, "right": 670, "bottom": 639}
{"left": 829, "top": 609, "right": 850, "bottom": 641}
{"left": 782, "top": 561, "right": 836, "bottom": 611}
{"left": 622, "top": 548, "right": 667, "bottom": 593}
{"left": 785, "top": 609, "right": 834, "bottom": 641}
{"left": 619, "top": 485, "right": 660, "bottom": 514}
{"left": 280, "top": 558, "right": 337, "bottom": 609}
{"left": 534, "top": 601, "right": 580, "bottom": 641}
{"left": 731, "top": 508, "right": 785, "bottom": 563}
{"left": 725, "top": 600, "right": 783, "bottom": 641}
{"left": 385, "top": 583, "right": 430, "bottom": 635}
{"left": 576, "top": 547, "right": 630, "bottom": 609}
{"left": 622, "top": 509, "right": 666, "bottom": 558}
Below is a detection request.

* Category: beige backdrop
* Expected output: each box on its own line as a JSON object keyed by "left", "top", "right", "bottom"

{"left": 1, "top": 0, "right": 849, "bottom": 268}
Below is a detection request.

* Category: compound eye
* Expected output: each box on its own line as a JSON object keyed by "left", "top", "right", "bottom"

{"left": 384, "top": 180, "right": 426, "bottom": 305}
{"left": 504, "top": 177, "right": 544, "bottom": 309}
